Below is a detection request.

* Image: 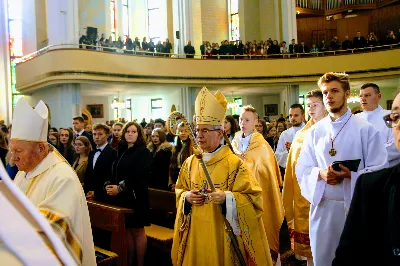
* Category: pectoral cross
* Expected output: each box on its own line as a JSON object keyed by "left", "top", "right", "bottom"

{"left": 329, "top": 148, "right": 337, "bottom": 156}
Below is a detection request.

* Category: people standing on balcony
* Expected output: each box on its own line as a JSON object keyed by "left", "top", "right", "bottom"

{"left": 367, "top": 32, "right": 378, "bottom": 47}
{"left": 386, "top": 30, "right": 397, "bottom": 45}
{"left": 331, "top": 36, "right": 341, "bottom": 51}
{"left": 200, "top": 41, "right": 206, "bottom": 59}
{"left": 184, "top": 40, "right": 195, "bottom": 58}
{"left": 319, "top": 40, "right": 329, "bottom": 53}
{"left": 281, "top": 41, "right": 289, "bottom": 54}
{"left": 289, "top": 39, "right": 298, "bottom": 54}
{"left": 134, "top": 37, "right": 141, "bottom": 50}
{"left": 165, "top": 38, "right": 172, "bottom": 53}
{"left": 116, "top": 36, "right": 124, "bottom": 49}
{"left": 311, "top": 44, "right": 319, "bottom": 55}
{"left": 155, "top": 40, "right": 163, "bottom": 53}
{"left": 237, "top": 40, "right": 244, "bottom": 55}
{"left": 142, "top": 37, "right": 148, "bottom": 52}
{"left": 148, "top": 38, "right": 155, "bottom": 53}
{"left": 342, "top": 35, "right": 353, "bottom": 50}
{"left": 205, "top": 42, "right": 213, "bottom": 58}
{"left": 353, "top": 31, "right": 366, "bottom": 49}
{"left": 298, "top": 40, "right": 310, "bottom": 53}
{"left": 268, "top": 40, "right": 281, "bottom": 55}
{"left": 125, "top": 38, "right": 134, "bottom": 54}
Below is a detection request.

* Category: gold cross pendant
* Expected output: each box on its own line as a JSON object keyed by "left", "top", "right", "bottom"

{"left": 329, "top": 148, "right": 337, "bottom": 156}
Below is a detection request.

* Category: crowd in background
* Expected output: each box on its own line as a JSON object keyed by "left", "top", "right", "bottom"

{"left": 78, "top": 29, "right": 400, "bottom": 58}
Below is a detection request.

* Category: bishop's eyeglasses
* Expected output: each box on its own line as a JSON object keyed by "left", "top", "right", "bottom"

{"left": 383, "top": 112, "right": 400, "bottom": 128}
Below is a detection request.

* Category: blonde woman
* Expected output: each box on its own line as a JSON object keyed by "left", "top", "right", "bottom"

{"left": 72, "top": 136, "right": 92, "bottom": 184}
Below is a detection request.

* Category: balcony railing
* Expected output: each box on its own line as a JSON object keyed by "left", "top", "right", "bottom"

{"left": 14, "top": 42, "right": 400, "bottom": 65}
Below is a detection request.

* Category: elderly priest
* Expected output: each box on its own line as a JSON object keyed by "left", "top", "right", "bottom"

{"left": 9, "top": 98, "right": 96, "bottom": 266}
{"left": 171, "top": 87, "right": 273, "bottom": 266}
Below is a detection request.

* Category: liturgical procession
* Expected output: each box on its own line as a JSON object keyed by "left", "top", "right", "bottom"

{"left": 1, "top": 0, "right": 400, "bottom": 265}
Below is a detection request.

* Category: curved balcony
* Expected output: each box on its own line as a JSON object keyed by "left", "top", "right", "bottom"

{"left": 15, "top": 44, "right": 400, "bottom": 93}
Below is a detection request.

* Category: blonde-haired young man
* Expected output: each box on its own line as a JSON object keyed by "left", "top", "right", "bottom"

{"left": 232, "top": 105, "right": 284, "bottom": 265}
{"left": 296, "top": 72, "right": 388, "bottom": 266}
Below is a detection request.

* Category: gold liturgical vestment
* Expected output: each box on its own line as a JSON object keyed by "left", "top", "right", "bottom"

{"left": 171, "top": 146, "right": 273, "bottom": 266}
{"left": 282, "top": 120, "right": 314, "bottom": 258}
{"left": 232, "top": 131, "right": 284, "bottom": 263}
{"left": 13, "top": 151, "right": 96, "bottom": 266}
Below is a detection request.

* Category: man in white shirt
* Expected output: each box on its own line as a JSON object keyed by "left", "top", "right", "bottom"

{"left": 275, "top": 104, "right": 305, "bottom": 169}
{"left": 357, "top": 83, "right": 400, "bottom": 167}
{"left": 295, "top": 72, "right": 388, "bottom": 266}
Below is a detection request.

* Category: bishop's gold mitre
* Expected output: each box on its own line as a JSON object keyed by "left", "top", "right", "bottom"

{"left": 195, "top": 87, "right": 227, "bottom": 126}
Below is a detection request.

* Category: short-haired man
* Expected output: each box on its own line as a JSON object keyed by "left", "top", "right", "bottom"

{"left": 232, "top": 105, "right": 284, "bottom": 264}
{"left": 171, "top": 87, "right": 273, "bottom": 266}
{"left": 333, "top": 91, "right": 400, "bottom": 266}
{"left": 10, "top": 98, "right": 96, "bottom": 265}
{"left": 144, "top": 123, "right": 154, "bottom": 144}
{"left": 73, "top": 116, "right": 95, "bottom": 149}
{"left": 275, "top": 104, "right": 305, "bottom": 171}
{"left": 154, "top": 118, "right": 174, "bottom": 142}
{"left": 283, "top": 89, "right": 327, "bottom": 265}
{"left": 296, "top": 72, "right": 388, "bottom": 266}
{"left": 84, "top": 123, "right": 117, "bottom": 203}
{"left": 357, "top": 83, "right": 400, "bottom": 167}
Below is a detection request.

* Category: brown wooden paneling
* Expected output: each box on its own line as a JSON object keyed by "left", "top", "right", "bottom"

{"left": 369, "top": 4, "right": 400, "bottom": 42}
{"left": 337, "top": 16, "right": 369, "bottom": 42}
{"left": 297, "top": 16, "right": 337, "bottom": 45}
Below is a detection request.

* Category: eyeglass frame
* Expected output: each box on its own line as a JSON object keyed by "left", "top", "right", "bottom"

{"left": 383, "top": 112, "right": 400, "bottom": 128}
{"left": 195, "top": 128, "right": 221, "bottom": 134}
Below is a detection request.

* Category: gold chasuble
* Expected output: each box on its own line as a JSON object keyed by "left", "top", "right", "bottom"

{"left": 13, "top": 150, "right": 96, "bottom": 266}
{"left": 232, "top": 131, "right": 284, "bottom": 264}
{"left": 171, "top": 145, "right": 273, "bottom": 266}
{"left": 282, "top": 120, "right": 314, "bottom": 258}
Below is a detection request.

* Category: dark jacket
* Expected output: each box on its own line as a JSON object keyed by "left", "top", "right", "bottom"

{"left": 333, "top": 164, "right": 400, "bottom": 266}
{"left": 289, "top": 43, "right": 297, "bottom": 54}
{"left": 84, "top": 143, "right": 117, "bottom": 203}
{"left": 342, "top": 40, "right": 353, "bottom": 50}
{"left": 353, "top": 36, "right": 366, "bottom": 48}
{"left": 148, "top": 142, "right": 173, "bottom": 190}
{"left": 184, "top": 45, "right": 195, "bottom": 58}
{"left": 58, "top": 145, "right": 75, "bottom": 165}
{"left": 112, "top": 142, "right": 152, "bottom": 214}
{"left": 78, "top": 131, "right": 96, "bottom": 150}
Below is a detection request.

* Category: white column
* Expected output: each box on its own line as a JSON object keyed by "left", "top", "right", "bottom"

{"left": 46, "top": 0, "right": 79, "bottom": 46}
{"left": 116, "top": 0, "right": 124, "bottom": 39}
{"left": 131, "top": 0, "right": 147, "bottom": 40}
{"left": 280, "top": 85, "right": 299, "bottom": 117}
{"left": 281, "top": 0, "right": 297, "bottom": 43}
{"left": 0, "top": 0, "right": 12, "bottom": 124}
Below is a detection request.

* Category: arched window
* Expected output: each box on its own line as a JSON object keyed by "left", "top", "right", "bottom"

{"left": 230, "top": 0, "right": 240, "bottom": 41}
{"left": 147, "top": 0, "right": 167, "bottom": 44}
{"left": 8, "top": 0, "right": 23, "bottom": 58}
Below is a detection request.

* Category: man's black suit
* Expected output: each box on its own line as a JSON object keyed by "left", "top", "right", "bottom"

{"left": 333, "top": 164, "right": 400, "bottom": 266}
{"left": 84, "top": 143, "right": 117, "bottom": 204}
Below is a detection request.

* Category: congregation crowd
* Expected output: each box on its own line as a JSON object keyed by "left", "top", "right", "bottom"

{"left": 78, "top": 29, "right": 400, "bottom": 58}
{"left": 1, "top": 73, "right": 400, "bottom": 266}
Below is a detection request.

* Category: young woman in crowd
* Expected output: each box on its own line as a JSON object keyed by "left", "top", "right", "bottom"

{"left": 58, "top": 128, "right": 75, "bottom": 165}
{"left": 5, "top": 150, "right": 18, "bottom": 179}
{"left": 0, "top": 132, "right": 8, "bottom": 167}
{"left": 147, "top": 128, "right": 173, "bottom": 190}
{"left": 108, "top": 121, "right": 152, "bottom": 266}
{"left": 277, "top": 121, "right": 287, "bottom": 135}
{"left": 169, "top": 122, "right": 193, "bottom": 191}
{"left": 72, "top": 136, "right": 92, "bottom": 184}
{"left": 271, "top": 118, "right": 278, "bottom": 128}
{"left": 49, "top": 132, "right": 59, "bottom": 146}
{"left": 223, "top": 115, "right": 239, "bottom": 144}
{"left": 49, "top": 127, "right": 58, "bottom": 134}
{"left": 255, "top": 119, "right": 269, "bottom": 140}
{"left": 266, "top": 125, "right": 279, "bottom": 151}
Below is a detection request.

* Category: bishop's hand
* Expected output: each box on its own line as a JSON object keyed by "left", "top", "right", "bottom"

{"left": 206, "top": 189, "right": 226, "bottom": 205}
{"left": 186, "top": 190, "right": 206, "bottom": 206}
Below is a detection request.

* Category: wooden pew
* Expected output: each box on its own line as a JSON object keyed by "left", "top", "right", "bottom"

{"left": 87, "top": 200, "right": 133, "bottom": 266}
{"left": 146, "top": 188, "right": 177, "bottom": 266}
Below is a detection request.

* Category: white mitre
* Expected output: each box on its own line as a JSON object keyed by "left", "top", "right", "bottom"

{"left": 0, "top": 164, "right": 75, "bottom": 265}
{"left": 10, "top": 98, "right": 48, "bottom": 142}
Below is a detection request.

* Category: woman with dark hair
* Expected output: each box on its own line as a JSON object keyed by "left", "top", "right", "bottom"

{"left": 58, "top": 128, "right": 75, "bottom": 165}
{"left": 255, "top": 119, "right": 268, "bottom": 140}
{"left": 223, "top": 115, "right": 238, "bottom": 144}
{"left": 169, "top": 122, "right": 193, "bottom": 191}
{"left": 147, "top": 128, "right": 173, "bottom": 190}
{"left": 48, "top": 132, "right": 59, "bottom": 146}
{"left": 266, "top": 125, "right": 279, "bottom": 151}
{"left": 72, "top": 136, "right": 92, "bottom": 184}
{"left": 107, "top": 121, "right": 152, "bottom": 266}
{"left": 49, "top": 127, "right": 58, "bottom": 134}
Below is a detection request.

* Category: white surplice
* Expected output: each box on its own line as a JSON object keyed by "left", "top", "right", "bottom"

{"left": 295, "top": 108, "right": 388, "bottom": 266}
{"left": 13, "top": 151, "right": 96, "bottom": 266}
{"left": 356, "top": 105, "right": 400, "bottom": 167}
{"left": 275, "top": 123, "right": 305, "bottom": 168}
